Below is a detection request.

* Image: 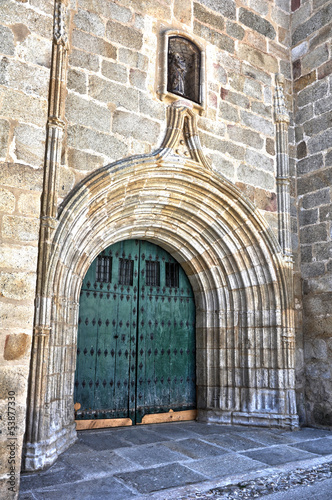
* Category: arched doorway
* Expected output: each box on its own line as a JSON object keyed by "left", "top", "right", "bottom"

{"left": 74, "top": 239, "right": 196, "bottom": 427}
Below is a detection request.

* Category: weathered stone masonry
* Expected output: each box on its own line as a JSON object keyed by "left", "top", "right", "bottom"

{"left": 0, "top": 0, "right": 331, "bottom": 497}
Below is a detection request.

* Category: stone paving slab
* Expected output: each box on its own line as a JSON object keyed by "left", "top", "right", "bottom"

{"left": 290, "top": 437, "right": 332, "bottom": 455}
{"left": 19, "top": 422, "right": 332, "bottom": 499}
{"left": 200, "top": 432, "right": 268, "bottom": 451}
{"left": 242, "top": 445, "right": 319, "bottom": 466}
{"left": 183, "top": 452, "right": 267, "bottom": 478}
{"left": 114, "top": 442, "right": 189, "bottom": 467}
{"left": 163, "top": 437, "right": 229, "bottom": 459}
{"left": 115, "top": 463, "right": 207, "bottom": 494}
{"left": 34, "top": 477, "right": 136, "bottom": 500}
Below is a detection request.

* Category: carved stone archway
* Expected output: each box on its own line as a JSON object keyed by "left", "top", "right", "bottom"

{"left": 23, "top": 103, "right": 298, "bottom": 471}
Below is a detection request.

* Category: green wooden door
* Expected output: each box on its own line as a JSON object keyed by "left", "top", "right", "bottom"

{"left": 74, "top": 240, "right": 196, "bottom": 424}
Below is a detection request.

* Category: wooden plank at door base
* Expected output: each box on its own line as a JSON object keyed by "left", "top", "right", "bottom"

{"left": 139, "top": 409, "right": 197, "bottom": 425}
{"left": 75, "top": 410, "right": 197, "bottom": 430}
{"left": 75, "top": 418, "right": 132, "bottom": 430}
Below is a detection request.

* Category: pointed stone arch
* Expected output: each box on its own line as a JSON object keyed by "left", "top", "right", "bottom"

{"left": 24, "top": 103, "right": 298, "bottom": 471}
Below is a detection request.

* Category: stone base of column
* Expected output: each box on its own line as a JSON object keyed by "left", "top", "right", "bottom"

{"left": 22, "top": 423, "right": 77, "bottom": 472}
{"left": 197, "top": 409, "right": 299, "bottom": 430}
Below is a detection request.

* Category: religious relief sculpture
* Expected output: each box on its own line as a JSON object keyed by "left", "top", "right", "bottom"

{"left": 167, "top": 36, "right": 201, "bottom": 104}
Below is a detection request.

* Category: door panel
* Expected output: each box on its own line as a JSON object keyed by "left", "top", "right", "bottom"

{"left": 74, "top": 240, "right": 196, "bottom": 424}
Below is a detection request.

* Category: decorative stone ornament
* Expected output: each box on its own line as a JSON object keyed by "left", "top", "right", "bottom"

{"left": 158, "top": 30, "right": 206, "bottom": 113}
{"left": 22, "top": 100, "right": 298, "bottom": 471}
{"left": 274, "top": 73, "right": 292, "bottom": 261}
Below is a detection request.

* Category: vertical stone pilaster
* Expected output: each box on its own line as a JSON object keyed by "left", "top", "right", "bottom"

{"left": 23, "top": 0, "right": 70, "bottom": 471}
{"left": 274, "top": 73, "right": 292, "bottom": 261}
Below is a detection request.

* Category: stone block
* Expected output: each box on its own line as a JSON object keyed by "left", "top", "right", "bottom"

{"left": 291, "top": 41, "right": 308, "bottom": 61}
{"left": 304, "top": 292, "right": 332, "bottom": 318}
{"left": 74, "top": 10, "right": 105, "bottom": 37}
{"left": 293, "top": 59, "right": 301, "bottom": 80}
{"left": 297, "top": 141, "right": 307, "bottom": 159}
{"left": 220, "top": 88, "right": 250, "bottom": 109}
{"left": 72, "top": 30, "right": 116, "bottom": 59}
{"left": 308, "top": 128, "right": 332, "bottom": 154}
{"left": 0, "top": 163, "right": 43, "bottom": 191}
{"left": 265, "top": 138, "right": 275, "bottom": 156}
{"left": 226, "top": 21, "right": 245, "bottom": 40}
{"left": 4, "top": 333, "right": 31, "bottom": 361}
{"left": 0, "top": 88, "right": 47, "bottom": 128}
{"left": 301, "top": 188, "right": 331, "bottom": 209}
{"left": 238, "top": 44, "right": 278, "bottom": 73}
{"left": 174, "top": 0, "right": 191, "bottom": 24}
{"left": 194, "top": 22, "right": 234, "bottom": 53}
{"left": 242, "top": 63, "right": 271, "bottom": 86}
{"left": 300, "top": 223, "right": 327, "bottom": 244}
{"left": 299, "top": 208, "right": 319, "bottom": 227}
{"left": 69, "top": 49, "right": 99, "bottom": 72}
{"left": 239, "top": 8, "right": 276, "bottom": 39}
{"left": 297, "top": 80, "right": 328, "bottom": 108}
{"left": 66, "top": 93, "right": 111, "bottom": 133}
{"left": 0, "top": 55, "right": 9, "bottom": 85}
{"left": 238, "top": 163, "right": 275, "bottom": 190}
{"left": 68, "top": 148, "right": 104, "bottom": 172}
{"left": 17, "top": 192, "right": 41, "bottom": 216}
{"left": 326, "top": 150, "right": 332, "bottom": 166}
{"left": 1, "top": 0, "right": 52, "bottom": 39}
{"left": 302, "top": 44, "right": 329, "bottom": 74}
{"left": 310, "top": 24, "right": 332, "bottom": 51}
{"left": 228, "top": 125, "right": 264, "bottom": 149}
{"left": 198, "top": 0, "right": 236, "bottom": 20}
{"left": 120, "top": 0, "right": 171, "bottom": 18}
{"left": 304, "top": 112, "right": 332, "bottom": 138}
{"left": 0, "top": 243, "right": 38, "bottom": 271}
{"left": 292, "top": 3, "right": 332, "bottom": 46}
{"left": 0, "top": 24, "right": 15, "bottom": 56}
{"left": 129, "top": 68, "right": 147, "bottom": 90}
{"left": 314, "top": 95, "right": 332, "bottom": 115}
{"left": 193, "top": 3, "right": 225, "bottom": 31}
{"left": 219, "top": 102, "right": 239, "bottom": 123}
{"left": 243, "top": 78, "right": 262, "bottom": 100}
{"left": 106, "top": 21, "right": 143, "bottom": 51}
{"left": 318, "top": 60, "right": 332, "bottom": 80}
{"left": 240, "top": 110, "right": 274, "bottom": 136}
{"left": 212, "top": 64, "right": 227, "bottom": 84}
{"left": 101, "top": 60, "right": 127, "bottom": 83}
{"left": 245, "top": 149, "right": 275, "bottom": 173}
{"left": 297, "top": 153, "right": 323, "bottom": 176}
{"left": 139, "top": 94, "right": 165, "bottom": 121}
{"left": 112, "top": 110, "right": 161, "bottom": 144}
{"left": 251, "top": 102, "right": 272, "bottom": 119}
{"left": 108, "top": 2, "right": 132, "bottom": 23}
{"left": 0, "top": 118, "right": 10, "bottom": 158}
{"left": 67, "top": 68, "right": 87, "bottom": 94}
{"left": 297, "top": 168, "right": 332, "bottom": 196}
{"left": 89, "top": 75, "right": 139, "bottom": 111}
{"left": 17, "top": 35, "right": 52, "bottom": 68}
{"left": 118, "top": 48, "right": 149, "bottom": 71}
{"left": 301, "top": 245, "right": 313, "bottom": 263}
{"left": 315, "top": 241, "right": 332, "bottom": 261}
{"left": 0, "top": 188, "right": 15, "bottom": 213}
{"left": 67, "top": 125, "right": 128, "bottom": 160}
{"left": 295, "top": 104, "right": 313, "bottom": 125}
{"left": 210, "top": 152, "right": 235, "bottom": 179}
{"left": 294, "top": 71, "right": 317, "bottom": 93}
{"left": 14, "top": 123, "right": 46, "bottom": 167}
{"left": 2, "top": 215, "right": 39, "bottom": 242}
{"left": 0, "top": 271, "right": 37, "bottom": 300}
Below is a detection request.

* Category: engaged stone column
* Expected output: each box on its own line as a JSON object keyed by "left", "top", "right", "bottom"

{"left": 23, "top": 0, "right": 71, "bottom": 471}
{"left": 274, "top": 73, "right": 292, "bottom": 261}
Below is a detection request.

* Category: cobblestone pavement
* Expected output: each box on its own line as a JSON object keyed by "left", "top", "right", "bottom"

{"left": 19, "top": 422, "right": 332, "bottom": 499}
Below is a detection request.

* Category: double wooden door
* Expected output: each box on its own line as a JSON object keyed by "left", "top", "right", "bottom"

{"left": 74, "top": 240, "right": 196, "bottom": 425}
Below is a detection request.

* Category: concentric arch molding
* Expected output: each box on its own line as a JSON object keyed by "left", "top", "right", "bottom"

{"left": 23, "top": 103, "right": 298, "bottom": 472}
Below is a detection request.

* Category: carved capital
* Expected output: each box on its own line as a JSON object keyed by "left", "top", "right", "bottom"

{"left": 274, "top": 73, "right": 290, "bottom": 124}
{"left": 54, "top": 0, "right": 69, "bottom": 48}
{"left": 34, "top": 326, "right": 51, "bottom": 337}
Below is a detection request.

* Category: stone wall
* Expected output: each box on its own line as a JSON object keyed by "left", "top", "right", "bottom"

{"left": 291, "top": 0, "right": 332, "bottom": 428}
{"left": 0, "top": 1, "right": 53, "bottom": 496}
